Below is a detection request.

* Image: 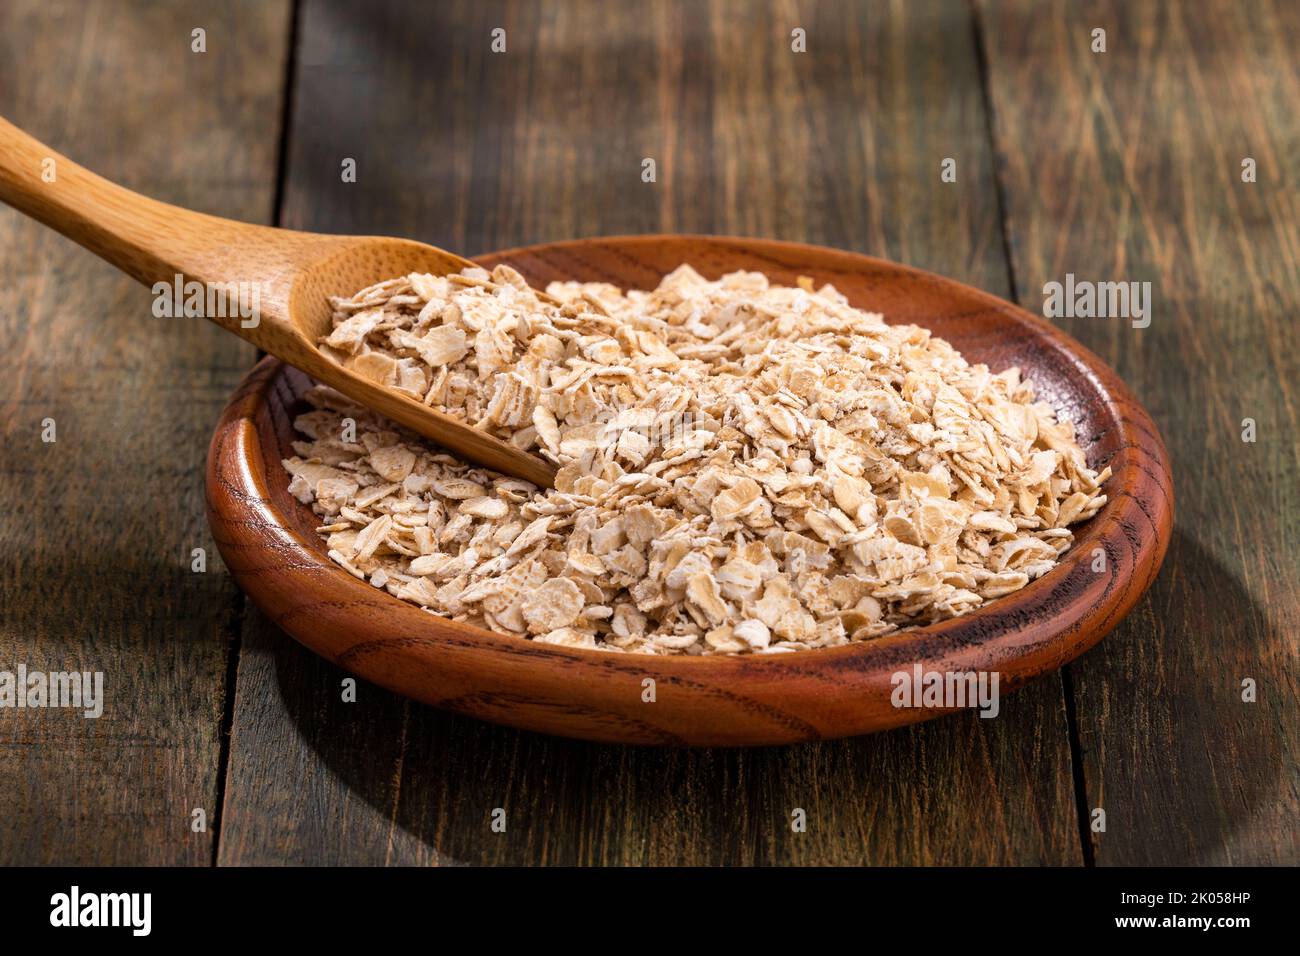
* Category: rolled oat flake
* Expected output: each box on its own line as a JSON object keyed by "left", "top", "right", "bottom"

{"left": 283, "top": 264, "right": 1108, "bottom": 655}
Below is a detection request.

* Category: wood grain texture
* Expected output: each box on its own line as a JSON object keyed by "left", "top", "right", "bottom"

{"left": 976, "top": 0, "right": 1300, "bottom": 864}
{"left": 217, "top": 0, "right": 1091, "bottom": 865}
{"left": 0, "top": 0, "right": 291, "bottom": 864}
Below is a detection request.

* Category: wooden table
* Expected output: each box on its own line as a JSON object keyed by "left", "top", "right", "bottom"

{"left": 1, "top": 0, "right": 1295, "bottom": 866}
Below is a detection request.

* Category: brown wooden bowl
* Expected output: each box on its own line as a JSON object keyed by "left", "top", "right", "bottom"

{"left": 206, "top": 236, "right": 1174, "bottom": 746}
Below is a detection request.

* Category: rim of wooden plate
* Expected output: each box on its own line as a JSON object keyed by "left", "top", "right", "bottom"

{"left": 206, "top": 235, "right": 1174, "bottom": 746}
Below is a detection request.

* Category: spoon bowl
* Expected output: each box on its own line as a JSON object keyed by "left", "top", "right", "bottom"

{"left": 0, "top": 115, "right": 556, "bottom": 486}
{"left": 275, "top": 236, "right": 559, "bottom": 486}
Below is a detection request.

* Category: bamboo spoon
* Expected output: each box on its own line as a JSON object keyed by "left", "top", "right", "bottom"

{"left": 0, "top": 115, "right": 557, "bottom": 487}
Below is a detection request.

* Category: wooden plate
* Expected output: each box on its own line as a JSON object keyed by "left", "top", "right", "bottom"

{"left": 206, "top": 236, "right": 1173, "bottom": 746}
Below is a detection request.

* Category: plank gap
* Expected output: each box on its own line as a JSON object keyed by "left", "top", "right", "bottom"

{"left": 971, "top": 0, "right": 1093, "bottom": 867}
{"left": 271, "top": 0, "right": 305, "bottom": 230}
{"left": 211, "top": 0, "right": 302, "bottom": 867}
{"left": 1060, "top": 665, "right": 1097, "bottom": 867}
{"left": 968, "top": 0, "right": 1020, "bottom": 301}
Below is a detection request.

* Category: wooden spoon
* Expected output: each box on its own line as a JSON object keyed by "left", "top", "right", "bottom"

{"left": 0, "top": 115, "right": 557, "bottom": 488}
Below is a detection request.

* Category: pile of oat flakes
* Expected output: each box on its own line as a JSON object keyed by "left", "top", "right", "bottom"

{"left": 282, "top": 263, "right": 1109, "bottom": 655}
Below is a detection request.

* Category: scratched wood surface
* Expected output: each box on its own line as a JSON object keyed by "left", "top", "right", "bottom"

{"left": 216, "top": 0, "right": 1081, "bottom": 866}
{"left": 0, "top": 1, "right": 290, "bottom": 864}
{"left": 1, "top": 0, "right": 1294, "bottom": 867}
{"left": 976, "top": 0, "right": 1300, "bottom": 865}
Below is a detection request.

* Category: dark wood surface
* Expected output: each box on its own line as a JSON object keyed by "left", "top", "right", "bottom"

{"left": 0, "top": 0, "right": 1294, "bottom": 865}
{"left": 0, "top": 0, "right": 290, "bottom": 865}
{"left": 978, "top": 0, "right": 1300, "bottom": 866}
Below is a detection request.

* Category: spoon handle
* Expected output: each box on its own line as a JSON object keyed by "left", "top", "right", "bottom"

{"left": 1, "top": 116, "right": 213, "bottom": 278}
{"left": 0, "top": 114, "right": 558, "bottom": 488}
{"left": 0, "top": 114, "right": 311, "bottom": 337}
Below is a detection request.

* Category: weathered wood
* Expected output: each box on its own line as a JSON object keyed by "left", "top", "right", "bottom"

{"left": 976, "top": 0, "right": 1300, "bottom": 864}
{"left": 0, "top": 0, "right": 291, "bottom": 863}
{"left": 218, "top": 0, "right": 1085, "bottom": 864}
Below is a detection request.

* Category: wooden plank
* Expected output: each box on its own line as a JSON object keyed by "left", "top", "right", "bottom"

{"left": 0, "top": 0, "right": 291, "bottom": 864}
{"left": 976, "top": 0, "right": 1300, "bottom": 864}
{"left": 218, "top": 0, "right": 1081, "bottom": 865}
